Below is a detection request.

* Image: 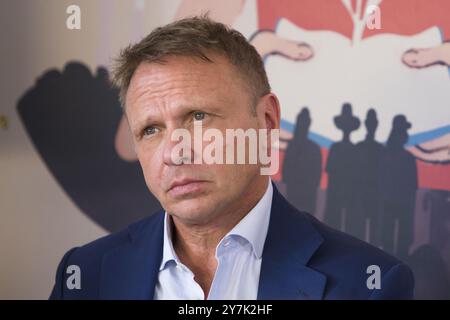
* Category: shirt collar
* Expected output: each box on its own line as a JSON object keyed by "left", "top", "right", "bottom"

{"left": 160, "top": 210, "right": 180, "bottom": 271}
{"left": 222, "top": 179, "right": 273, "bottom": 259}
{"left": 159, "top": 179, "right": 273, "bottom": 270}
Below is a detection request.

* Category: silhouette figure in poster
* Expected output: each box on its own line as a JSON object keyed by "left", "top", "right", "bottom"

{"left": 380, "top": 115, "right": 417, "bottom": 260}
{"left": 282, "top": 108, "right": 322, "bottom": 214}
{"left": 349, "top": 109, "right": 384, "bottom": 244}
{"left": 324, "top": 103, "right": 360, "bottom": 232}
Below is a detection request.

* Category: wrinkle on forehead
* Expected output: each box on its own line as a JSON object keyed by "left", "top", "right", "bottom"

{"left": 127, "top": 56, "right": 230, "bottom": 102}
{"left": 130, "top": 75, "right": 214, "bottom": 108}
{"left": 125, "top": 55, "right": 252, "bottom": 118}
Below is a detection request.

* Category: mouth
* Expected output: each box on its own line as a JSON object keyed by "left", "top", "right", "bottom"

{"left": 168, "top": 179, "right": 209, "bottom": 197}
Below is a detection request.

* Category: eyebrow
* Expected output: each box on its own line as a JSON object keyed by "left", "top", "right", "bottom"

{"left": 133, "top": 103, "right": 221, "bottom": 131}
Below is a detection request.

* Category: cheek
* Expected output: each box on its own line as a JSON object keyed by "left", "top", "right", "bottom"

{"left": 210, "top": 164, "right": 251, "bottom": 187}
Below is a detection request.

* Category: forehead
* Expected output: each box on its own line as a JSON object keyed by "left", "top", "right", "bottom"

{"left": 126, "top": 54, "right": 245, "bottom": 109}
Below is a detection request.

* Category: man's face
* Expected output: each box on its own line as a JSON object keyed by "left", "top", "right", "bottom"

{"left": 125, "top": 54, "right": 278, "bottom": 225}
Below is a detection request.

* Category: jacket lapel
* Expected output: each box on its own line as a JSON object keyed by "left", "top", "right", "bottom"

{"left": 258, "top": 183, "right": 327, "bottom": 300}
{"left": 99, "top": 211, "right": 165, "bottom": 299}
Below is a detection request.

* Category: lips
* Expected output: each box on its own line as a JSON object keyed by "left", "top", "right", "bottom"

{"left": 168, "top": 178, "right": 209, "bottom": 197}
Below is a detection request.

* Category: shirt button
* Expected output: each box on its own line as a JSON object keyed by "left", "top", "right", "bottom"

{"left": 223, "top": 240, "right": 231, "bottom": 247}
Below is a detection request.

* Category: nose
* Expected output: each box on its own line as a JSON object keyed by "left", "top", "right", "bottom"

{"left": 162, "top": 127, "right": 194, "bottom": 166}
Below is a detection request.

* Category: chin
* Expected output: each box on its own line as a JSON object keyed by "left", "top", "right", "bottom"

{"left": 166, "top": 199, "right": 219, "bottom": 224}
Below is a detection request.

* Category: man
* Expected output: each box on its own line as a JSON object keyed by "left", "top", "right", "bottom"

{"left": 50, "top": 16, "right": 414, "bottom": 299}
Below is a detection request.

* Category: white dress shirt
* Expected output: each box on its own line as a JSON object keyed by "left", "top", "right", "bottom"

{"left": 154, "top": 179, "right": 273, "bottom": 300}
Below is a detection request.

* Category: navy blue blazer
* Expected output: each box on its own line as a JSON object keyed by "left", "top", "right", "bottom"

{"left": 50, "top": 183, "right": 414, "bottom": 299}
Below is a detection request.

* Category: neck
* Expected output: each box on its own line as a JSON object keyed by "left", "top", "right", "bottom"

{"left": 295, "top": 130, "right": 308, "bottom": 141}
{"left": 366, "top": 131, "right": 375, "bottom": 141}
{"left": 343, "top": 132, "right": 351, "bottom": 142}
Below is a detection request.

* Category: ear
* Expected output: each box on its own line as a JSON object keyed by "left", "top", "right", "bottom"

{"left": 256, "top": 93, "right": 280, "bottom": 131}
{"left": 256, "top": 93, "right": 281, "bottom": 176}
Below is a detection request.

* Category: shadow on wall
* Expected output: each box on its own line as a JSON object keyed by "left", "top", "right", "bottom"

{"left": 17, "top": 61, "right": 162, "bottom": 233}
{"left": 282, "top": 103, "right": 450, "bottom": 299}
{"left": 283, "top": 103, "right": 418, "bottom": 259}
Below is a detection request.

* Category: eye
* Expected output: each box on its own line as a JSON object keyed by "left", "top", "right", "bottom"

{"left": 193, "top": 111, "right": 206, "bottom": 121}
{"left": 143, "top": 126, "right": 159, "bottom": 136}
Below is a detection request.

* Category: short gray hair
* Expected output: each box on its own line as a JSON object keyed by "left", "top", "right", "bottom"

{"left": 112, "top": 15, "right": 270, "bottom": 112}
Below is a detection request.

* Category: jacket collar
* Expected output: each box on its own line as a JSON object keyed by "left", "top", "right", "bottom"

{"left": 99, "top": 182, "right": 326, "bottom": 300}
{"left": 99, "top": 211, "right": 165, "bottom": 299}
{"left": 257, "top": 183, "right": 326, "bottom": 299}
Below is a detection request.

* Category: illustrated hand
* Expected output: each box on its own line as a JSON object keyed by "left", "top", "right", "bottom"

{"left": 249, "top": 30, "right": 314, "bottom": 61}
{"left": 409, "top": 134, "right": 450, "bottom": 164}
{"left": 402, "top": 43, "right": 450, "bottom": 68}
